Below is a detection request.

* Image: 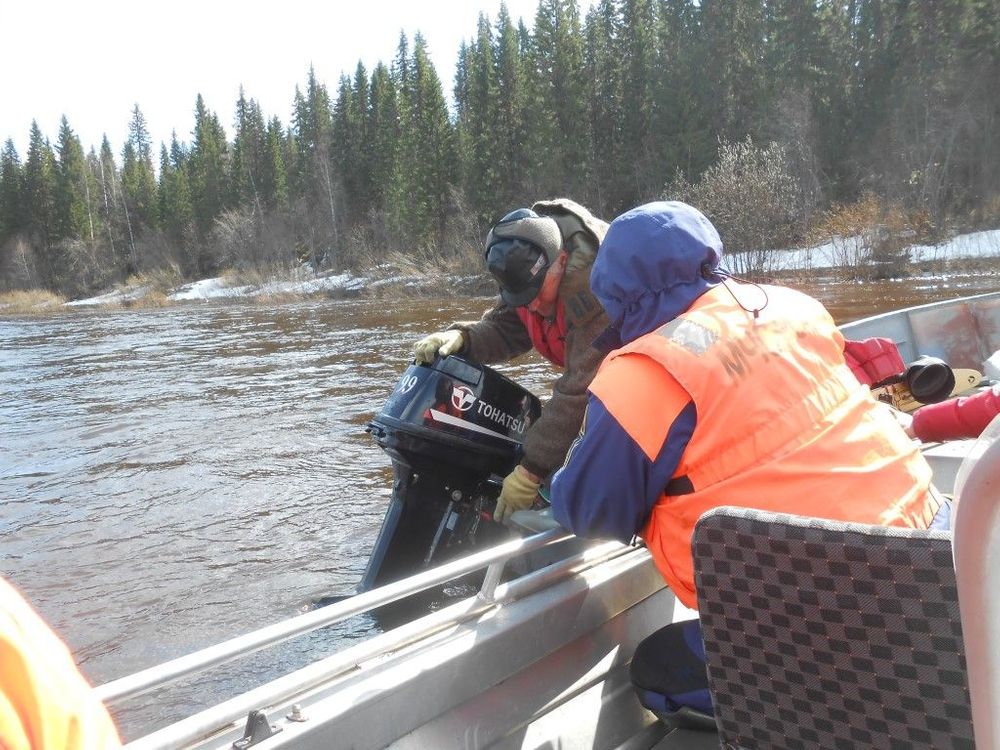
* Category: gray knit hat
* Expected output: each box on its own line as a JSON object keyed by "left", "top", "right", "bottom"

{"left": 484, "top": 209, "right": 563, "bottom": 306}
{"left": 485, "top": 209, "right": 562, "bottom": 263}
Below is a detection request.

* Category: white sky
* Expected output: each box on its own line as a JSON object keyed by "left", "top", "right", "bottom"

{"left": 1, "top": 0, "right": 578, "bottom": 158}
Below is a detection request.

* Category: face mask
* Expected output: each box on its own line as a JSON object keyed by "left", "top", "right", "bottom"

{"left": 527, "top": 250, "right": 568, "bottom": 316}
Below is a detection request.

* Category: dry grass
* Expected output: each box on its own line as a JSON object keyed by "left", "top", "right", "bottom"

{"left": 357, "top": 241, "right": 492, "bottom": 301}
{"left": 807, "top": 195, "right": 933, "bottom": 247}
{"left": 251, "top": 290, "right": 316, "bottom": 304}
{"left": 365, "top": 257, "right": 493, "bottom": 300}
{"left": 0, "top": 289, "right": 66, "bottom": 313}
{"left": 123, "top": 290, "right": 172, "bottom": 308}
{"left": 218, "top": 266, "right": 262, "bottom": 287}
{"left": 969, "top": 194, "right": 1000, "bottom": 229}
{"left": 127, "top": 266, "right": 184, "bottom": 295}
{"left": 218, "top": 263, "right": 312, "bottom": 288}
{"left": 805, "top": 194, "right": 936, "bottom": 279}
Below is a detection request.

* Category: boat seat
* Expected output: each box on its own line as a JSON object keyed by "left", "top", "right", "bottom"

{"left": 692, "top": 507, "right": 974, "bottom": 749}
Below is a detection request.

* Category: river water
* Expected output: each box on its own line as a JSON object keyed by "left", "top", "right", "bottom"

{"left": 0, "top": 275, "right": 995, "bottom": 739}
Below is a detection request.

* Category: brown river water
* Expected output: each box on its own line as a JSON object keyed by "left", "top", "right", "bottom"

{"left": 0, "top": 274, "right": 996, "bottom": 739}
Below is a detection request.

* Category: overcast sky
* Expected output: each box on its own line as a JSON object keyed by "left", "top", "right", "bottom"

{"left": 1, "top": 0, "right": 580, "bottom": 158}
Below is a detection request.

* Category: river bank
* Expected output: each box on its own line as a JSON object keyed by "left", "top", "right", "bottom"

{"left": 2, "top": 227, "right": 999, "bottom": 316}
{"left": 0, "top": 266, "right": 497, "bottom": 314}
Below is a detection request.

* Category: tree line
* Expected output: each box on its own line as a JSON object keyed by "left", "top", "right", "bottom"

{"left": 1, "top": 0, "right": 997, "bottom": 298}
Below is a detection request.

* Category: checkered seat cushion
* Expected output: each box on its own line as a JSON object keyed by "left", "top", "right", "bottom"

{"left": 693, "top": 507, "right": 973, "bottom": 749}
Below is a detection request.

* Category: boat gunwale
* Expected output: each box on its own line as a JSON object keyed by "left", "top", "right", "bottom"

{"left": 97, "top": 527, "right": 577, "bottom": 704}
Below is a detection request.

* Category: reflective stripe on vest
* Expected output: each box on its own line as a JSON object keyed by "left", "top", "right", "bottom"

{"left": 516, "top": 303, "right": 567, "bottom": 367}
{"left": 603, "top": 283, "right": 937, "bottom": 609}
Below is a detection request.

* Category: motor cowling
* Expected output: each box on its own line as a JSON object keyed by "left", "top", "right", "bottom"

{"left": 369, "top": 354, "right": 541, "bottom": 476}
{"left": 362, "top": 356, "right": 543, "bottom": 592}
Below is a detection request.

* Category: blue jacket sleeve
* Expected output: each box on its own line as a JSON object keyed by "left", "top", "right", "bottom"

{"left": 549, "top": 393, "right": 696, "bottom": 543}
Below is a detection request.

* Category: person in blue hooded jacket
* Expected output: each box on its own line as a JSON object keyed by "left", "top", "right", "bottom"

{"left": 548, "top": 201, "right": 943, "bottom": 720}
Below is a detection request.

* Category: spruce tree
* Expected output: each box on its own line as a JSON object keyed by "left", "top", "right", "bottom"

{"left": 0, "top": 139, "right": 24, "bottom": 244}
{"left": 618, "top": 0, "right": 659, "bottom": 206}
{"left": 290, "top": 66, "right": 338, "bottom": 266}
{"left": 700, "top": 0, "right": 769, "bottom": 143}
{"left": 261, "top": 117, "right": 289, "bottom": 211}
{"left": 96, "top": 136, "right": 128, "bottom": 277}
{"left": 367, "top": 62, "right": 398, "bottom": 213}
{"left": 389, "top": 33, "right": 457, "bottom": 245}
{"left": 453, "top": 39, "right": 473, "bottom": 189}
{"left": 956, "top": 0, "right": 1000, "bottom": 211}
{"left": 882, "top": 0, "right": 984, "bottom": 216}
{"left": 332, "top": 63, "right": 371, "bottom": 227}
{"left": 392, "top": 32, "right": 411, "bottom": 94}
{"left": 121, "top": 104, "right": 159, "bottom": 230}
{"left": 53, "top": 116, "right": 92, "bottom": 242}
{"left": 493, "top": 4, "right": 531, "bottom": 210}
{"left": 653, "top": 0, "right": 712, "bottom": 180}
{"left": 231, "top": 87, "right": 270, "bottom": 218}
{"left": 758, "top": 0, "right": 843, "bottom": 216}
{"left": 188, "top": 94, "right": 229, "bottom": 249}
{"left": 461, "top": 14, "right": 500, "bottom": 222}
{"left": 23, "top": 122, "right": 57, "bottom": 271}
{"left": 528, "top": 0, "right": 589, "bottom": 200}
{"left": 804, "top": 1, "right": 854, "bottom": 202}
{"left": 843, "top": 0, "right": 902, "bottom": 198}
{"left": 584, "top": 0, "right": 623, "bottom": 215}
{"left": 158, "top": 134, "right": 195, "bottom": 265}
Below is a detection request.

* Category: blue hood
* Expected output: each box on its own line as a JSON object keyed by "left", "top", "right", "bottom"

{"left": 591, "top": 201, "right": 723, "bottom": 349}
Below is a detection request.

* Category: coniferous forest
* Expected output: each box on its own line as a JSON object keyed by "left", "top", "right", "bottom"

{"left": 1, "top": 0, "right": 998, "bottom": 299}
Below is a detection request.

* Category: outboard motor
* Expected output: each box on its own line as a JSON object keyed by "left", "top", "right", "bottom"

{"left": 362, "top": 355, "right": 543, "bottom": 591}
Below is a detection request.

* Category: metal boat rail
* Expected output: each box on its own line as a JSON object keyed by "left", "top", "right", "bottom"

{"left": 100, "top": 526, "right": 643, "bottom": 749}
{"left": 98, "top": 526, "right": 577, "bottom": 703}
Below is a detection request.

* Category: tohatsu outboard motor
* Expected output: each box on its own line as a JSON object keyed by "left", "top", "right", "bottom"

{"left": 362, "top": 355, "right": 544, "bottom": 592}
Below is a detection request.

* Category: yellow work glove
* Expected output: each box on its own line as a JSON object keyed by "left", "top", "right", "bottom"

{"left": 494, "top": 465, "right": 542, "bottom": 524}
{"left": 413, "top": 329, "right": 465, "bottom": 364}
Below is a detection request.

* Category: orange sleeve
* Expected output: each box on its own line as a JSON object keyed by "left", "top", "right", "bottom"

{"left": 0, "top": 579, "right": 121, "bottom": 750}
{"left": 589, "top": 353, "right": 693, "bottom": 461}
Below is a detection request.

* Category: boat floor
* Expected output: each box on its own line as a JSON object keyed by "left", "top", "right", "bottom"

{"left": 607, "top": 669, "right": 721, "bottom": 750}
{"left": 613, "top": 722, "right": 718, "bottom": 750}
{"left": 651, "top": 728, "right": 720, "bottom": 750}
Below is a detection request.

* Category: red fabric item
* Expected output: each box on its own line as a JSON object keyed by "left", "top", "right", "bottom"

{"left": 911, "top": 384, "right": 1000, "bottom": 442}
{"left": 515, "top": 303, "right": 567, "bottom": 367}
{"left": 843, "top": 337, "right": 906, "bottom": 386}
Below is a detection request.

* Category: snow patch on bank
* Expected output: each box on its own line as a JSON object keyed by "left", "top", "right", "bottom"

{"left": 168, "top": 272, "right": 369, "bottom": 301}
{"left": 65, "top": 285, "right": 152, "bottom": 307}
{"left": 168, "top": 278, "right": 251, "bottom": 301}
{"left": 735, "top": 228, "right": 1000, "bottom": 272}
{"left": 67, "top": 270, "right": 371, "bottom": 307}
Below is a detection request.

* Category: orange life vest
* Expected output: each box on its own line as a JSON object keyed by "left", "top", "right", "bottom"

{"left": 600, "top": 283, "right": 938, "bottom": 609}
{"left": 0, "top": 578, "right": 121, "bottom": 750}
{"left": 515, "top": 303, "right": 567, "bottom": 367}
